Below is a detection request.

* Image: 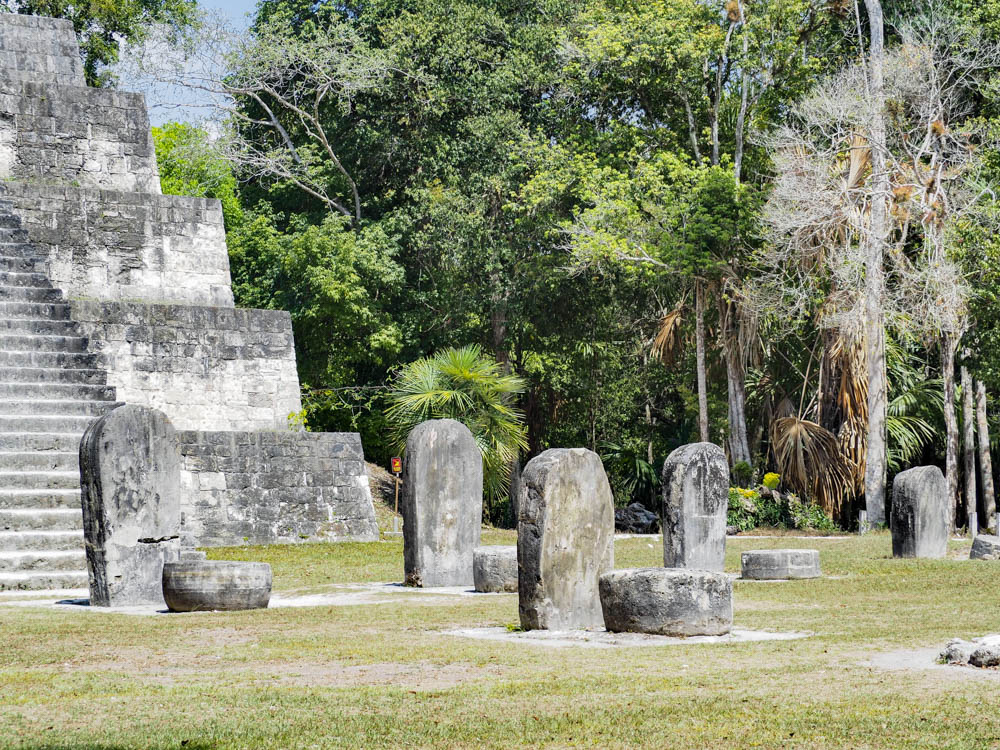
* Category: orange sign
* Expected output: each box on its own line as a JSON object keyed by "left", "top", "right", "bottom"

{"left": 391, "top": 457, "right": 402, "bottom": 474}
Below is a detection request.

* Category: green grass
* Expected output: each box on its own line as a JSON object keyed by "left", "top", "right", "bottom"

{"left": 2, "top": 531, "right": 999, "bottom": 749}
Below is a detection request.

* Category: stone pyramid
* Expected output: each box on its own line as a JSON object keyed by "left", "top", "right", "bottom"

{"left": 0, "top": 14, "right": 377, "bottom": 592}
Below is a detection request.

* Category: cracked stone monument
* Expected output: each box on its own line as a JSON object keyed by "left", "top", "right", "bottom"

{"left": 402, "top": 419, "right": 483, "bottom": 587}
{"left": 80, "top": 405, "right": 181, "bottom": 606}
{"left": 599, "top": 568, "right": 732, "bottom": 636}
{"left": 517, "top": 448, "right": 614, "bottom": 630}
{"left": 661, "top": 443, "right": 729, "bottom": 571}
{"left": 0, "top": 14, "right": 378, "bottom": 592}
{"left": 890, "top": 466, "right": 949, "bottom": 559}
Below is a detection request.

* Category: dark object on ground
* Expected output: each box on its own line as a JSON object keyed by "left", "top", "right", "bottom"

{"left": 615, "top": 503, "right": 659, "bottom": 534}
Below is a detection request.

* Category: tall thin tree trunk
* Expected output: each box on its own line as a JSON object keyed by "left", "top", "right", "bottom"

{"left": 863, "top": 0, "right": 889, "bottom": 525}
{"left": 725, "top": 353, "right": 751, "bottom": 464}
{"left": 961, "top": 358, "right": 977, "bottom": 526}
{"left": 943, "top": 333, "right": 959, "bottom": 529}
{"left": 976, "top": 380, "right": 996, "bottom": 530}
{"left": 695, "top": 281, "right": 709, "bottom": 442}
{"left": 733, "top": 0, "right": 750, "bottom": 183}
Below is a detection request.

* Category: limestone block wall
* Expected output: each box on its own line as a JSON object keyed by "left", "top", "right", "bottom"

{"left": 1, "top": 183, "right": 233, "bottom": 306}
{"left": 176, "top": 430, "right": 379, "bottom": 546}
{"left": 0, "top": 15, "right": 84, "bottom": 86}
{"left": 0, "top": 81, "right": 160, "bottom": 193}
{"left": 70, "top": 301, "right": 303, "bottom": 432}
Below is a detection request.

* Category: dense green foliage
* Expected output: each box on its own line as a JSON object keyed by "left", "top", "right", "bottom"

{"left": 150, "top": 0, "right": 1000, "bottom": 524}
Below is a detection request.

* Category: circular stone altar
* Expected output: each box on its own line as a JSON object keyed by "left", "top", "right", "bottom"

{"left": 740, "top": 549, "right": 821, "bottom": 580}
{"left": 598, "top": 567, "right": 732, "bottom": 637}
{"left": 473, "top": 545, "right": 518, "bottom": 592}
{"left": 162, "top": 561, "right": 272, "bottom": 612}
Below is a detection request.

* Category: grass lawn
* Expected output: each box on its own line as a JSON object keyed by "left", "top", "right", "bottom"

{"left": 2, "top": 530, "right": 999, "bottom": 749}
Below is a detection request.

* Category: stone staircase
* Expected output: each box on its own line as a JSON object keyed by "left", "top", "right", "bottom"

{"left": 0, "top": 199, "right": 120, "bottom": 591}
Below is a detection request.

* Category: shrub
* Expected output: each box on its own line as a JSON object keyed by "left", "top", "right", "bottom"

{"left": 726, "top": 487, "right": 837, "bottom": 533}
{"left": 763, "top": 472, "right": 780, "bottom": 490}
{"left": 731, "top": 461, "right": 753, "bottom": 487}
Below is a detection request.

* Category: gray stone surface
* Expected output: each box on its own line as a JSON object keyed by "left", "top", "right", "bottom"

{"left": 473, "top": 546, "right": 518, "bottom": 593}
{"left": 80, "top": 405, "right": 181, "bottom": 606}
{"left": 0, "top": 15, "right": 84, "bottom": 86}
{"left": 1, "top": 183, "right": 232, "bottom": 307}
{"left": 402, "top": 419, "right": 483, "bottom": 587}
{"left": 939, "top": 636, "right": 1000, "bottom": 668}
{"left": 599, "top": 567, "right": 733, "bottom": 636}
{"left": 970, "top": 534, "right": 1000, "bottom": 560}
{"left": 661, "top": 442, "right": 729, "bottom": 571}
{"left": 740, "top": 549, "right": 821, "bottom": 580}
{"left": 891, "top": 466, "right": 949, "bottom": 559}
{"left": 0, "top": 82, "right": 159, "bottom": 193}
{"left": 615, "top": 502, "right": 659, "bottom": 534}
{"left": 70, "top": 301, "right": 301, "bottom": 432}
{"left": 162, "top": 561, "right": 272, "bottom": 612}
{"left": 177, "top": 430, "right": 378, "bottom": 546}
{"left": 518, "top": 448, "right": 614, "bottom": 630}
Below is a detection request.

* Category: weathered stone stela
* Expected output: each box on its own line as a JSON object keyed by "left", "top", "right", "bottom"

{"left": 402, "top": 419, "right": 483, "bottom": 587}
{"left": 661, "top": 443, "right": 729, "bottom": 571}
{"left": 891, "top": 466, "right": 949, "bottom": 559}
{"left": 517, "top": 448, "right": 614, "bottom": 630}
{"left": 80, "top": 405, "right": 181, "bottom": 606}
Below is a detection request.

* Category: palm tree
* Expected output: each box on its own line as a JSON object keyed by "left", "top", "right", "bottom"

{"left": 385, "top": 345, "right": 528, "bottom": 521}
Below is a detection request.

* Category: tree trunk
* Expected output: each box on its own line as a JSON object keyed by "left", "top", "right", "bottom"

{"left": 961, "top": 358, "right": 977, "bottom": 526}
{"left": 695, "top": 281, "right": 709, "bottom": 442}
{"left": 817, "top": 330, "right": 845, "bottom": 434}
{"left": 733, "top": 0, "right": 750, "bottom": 184}
{"left": 942, "top": 334, "right": 959, "bottom": 529}
{"left": 725, "top": 351, "right": 751, "bottom": 465}
{"left": 976, "top": 380, "right": 996, "bottom": 530}
{"left": 862, "top": 0, "right": 889, "bottom": 525}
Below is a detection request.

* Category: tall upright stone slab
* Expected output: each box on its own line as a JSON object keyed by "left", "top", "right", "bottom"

{"left": 661, "top": 443, "right": 728, "bottom": 571}
{"left": 80, "top": 405, "right": 181, "bottom": 606}
{"left": 402, "top": 419, "right": 483, "bottom": 587}
{"left": 518, "top": 448, "right": 615, "bottom": 630}
{"left": 891, "top": 466, "right": 949, "bottom": 559}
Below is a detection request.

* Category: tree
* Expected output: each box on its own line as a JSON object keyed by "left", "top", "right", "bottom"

{"left": 757, "top": 12, "right": 999, "bottom": 522}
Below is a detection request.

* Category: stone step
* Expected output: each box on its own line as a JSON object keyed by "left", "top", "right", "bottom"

{"left": 0, "top": 452, "right": 78, "bottom": 472}
{"left": 0, "top": 214, "right": 22, "bottom": 230}
{"left": 0, "top": 550, "right": 85, "bottom": 572}
{"left": 0, "top": 529, "right": 83, "bottom": 551}
{"left": 0, "top": 508, "right": 82, "bottom": 531}
{"left": 0, "top": 350, "right": 100, "bottom": 368}
{"left": 0, "top": 301, "right": 70, "bottom": 318}
{"left": 0, "top": 491, "right": 81, "bottom": 510}
{"left": 0, "top": 490, "right": 80, "bottom": 509}
{"left": 0, "top": 271, "right": 50, "bottom": 287}
{"left": 0, "top": 318, "right": 78, "bottom": 335}
{"left": 0, "top": 334, "right": 88, "bottom": 352}
{"left": 0, "top": 399, "right": 119, "bottom": 417}
{"left": 0, "top": 415, "right": 93, "bottom": 433}
{"left": 0, "top": 256, "right": 48, "bottom": 274}
{"left": 0, "top": 433, "right": 81, "bottom": 452}
{"left": 0, "top": 471, "right": 79, "bottom": 490}
{"left": 0, "top": 570, "right": 89, "bottom": 591}
{"left": 0, "top": 367, "right": 106, "bottom": 385}
{"left": 0, "top": 287, "right": 63, "bottom": 303}
{"left": 0, "top": 382, "right": 115, "bottom": 400}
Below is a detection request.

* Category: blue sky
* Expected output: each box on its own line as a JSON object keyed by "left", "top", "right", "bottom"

{"left": 202, "top": 0, "right": 256, "bottom": 25}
